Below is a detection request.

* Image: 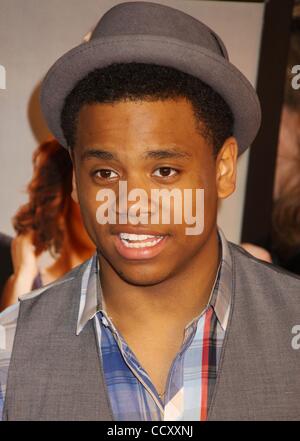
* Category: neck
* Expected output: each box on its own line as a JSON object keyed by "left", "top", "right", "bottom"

{"left": 98, "top": 227, "right": 221, "bottom": 330}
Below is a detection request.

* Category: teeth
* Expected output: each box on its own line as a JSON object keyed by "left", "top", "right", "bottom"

{"left": 119, "top": 233, "right": 160, "bottom": 241}
{"left": 120, "top": 237, "right": 164, "bottom": 248}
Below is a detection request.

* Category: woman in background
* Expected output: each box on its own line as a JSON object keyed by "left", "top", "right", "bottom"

{"left": 0, "top": 140, "right": 95, "bottom": 311}
{"left": 271, "top": 15, "right": 300, "bottom": 275}
{"left": 242, "top": 14, "right": 300, "bottom": 273}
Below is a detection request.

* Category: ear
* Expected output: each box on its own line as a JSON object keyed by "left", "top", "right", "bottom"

{"left": 215, "top": 137, "right": 238, "bottom": 199}
{"left": 71, "top": 168, "right": 79, "bottom": 204}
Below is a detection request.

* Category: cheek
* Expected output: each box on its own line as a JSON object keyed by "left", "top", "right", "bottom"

{"left": 75, "top": 188, "right": 102, "bottom": 240}
{"left": 76, "top": 173, "right": 99, "bottom": 219}
{"left": 170, "top": 186, "right": 217, "bottom": 245}
{"left": 204, "top": 181, "right": 218, "bottom": 221}
{"left": 185, "top": 164, "right": 218, "bottom": 226}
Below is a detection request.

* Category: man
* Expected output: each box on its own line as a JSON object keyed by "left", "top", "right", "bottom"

{"left": 1, "top": 2, "right": 300, "bottom": 421}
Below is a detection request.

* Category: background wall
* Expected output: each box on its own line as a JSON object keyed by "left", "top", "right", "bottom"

{"left": 0, "top": 0, "right": 264, "bottom": 243}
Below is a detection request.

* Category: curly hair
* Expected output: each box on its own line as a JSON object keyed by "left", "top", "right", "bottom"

{"left": 13, "top": 139, "right": 73, "bottom": 256}
{"left": 61, "top": 62, "right": 234, "bottom": 155}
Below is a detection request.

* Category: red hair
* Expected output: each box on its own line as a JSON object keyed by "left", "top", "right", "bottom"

{"left": 13, "top": 140, "right": 73, "bottom": 256}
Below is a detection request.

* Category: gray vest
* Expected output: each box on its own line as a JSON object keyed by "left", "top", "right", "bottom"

{"left": 3, "top": 243, "right": 300, "bottom": 420}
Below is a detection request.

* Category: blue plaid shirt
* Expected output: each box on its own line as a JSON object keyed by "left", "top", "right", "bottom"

{"left": 0, "top": 228, "right": 232, "bottom": 421}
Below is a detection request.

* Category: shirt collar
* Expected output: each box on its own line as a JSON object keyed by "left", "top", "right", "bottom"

{"left": 76, "top": 255, "right": 101, "bottom": 335}
{"left": 76, "top": 226, "right": 233, "bottom": 335}
{"left": 212, "top": 227, "right": 233, "bottom": 330}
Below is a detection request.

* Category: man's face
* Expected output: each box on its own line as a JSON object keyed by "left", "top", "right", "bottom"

{"left": 71, "top": 98, "right": 236, "bottom": 285}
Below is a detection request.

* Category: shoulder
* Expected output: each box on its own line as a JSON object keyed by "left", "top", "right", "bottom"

{"left": 0, "top": 302, "right": 19, "bottom": 352}
{"left": 0, "top": 258, "right": 92, "bottom": 346}
{"left": 228, "top": 241, "right": 300, "bottom": 293}
{"left": 18, "top": 258, "right": 92, "bottom": 303}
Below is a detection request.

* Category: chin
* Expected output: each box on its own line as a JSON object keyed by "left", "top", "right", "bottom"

{"left": 97, "top": 240, "right": 177, "bottom": 286}
{"left": 115, "top": 265, "right": 172, "bottom": 287}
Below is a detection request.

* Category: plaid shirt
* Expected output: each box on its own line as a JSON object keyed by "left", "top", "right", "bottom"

{"left": 0, "top": 228, "right": 232, "bottom": 421}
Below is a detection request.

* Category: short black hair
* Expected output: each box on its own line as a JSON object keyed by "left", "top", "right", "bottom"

{"left": 61, "top": 63, "right": 234, "bottom": 155}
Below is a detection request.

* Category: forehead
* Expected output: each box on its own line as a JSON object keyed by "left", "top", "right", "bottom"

{"left": 77, "top": 98, "right": 196, "bottom": 135}
{"left": 76, "top": 98, "right": 211, "bottom": 162}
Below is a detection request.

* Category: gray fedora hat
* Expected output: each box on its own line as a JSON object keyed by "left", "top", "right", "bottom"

{"left": 40, "top": 1, "right": 261, "bottom": 155}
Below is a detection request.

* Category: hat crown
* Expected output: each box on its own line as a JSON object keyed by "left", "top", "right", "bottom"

{"left": 41, "top": 1, "right": 261, "bottom": 154}
{"left": 91, "top": 1, "right": 228, "bottom": 60}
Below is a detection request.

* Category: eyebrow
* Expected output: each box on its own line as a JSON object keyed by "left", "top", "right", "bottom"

{"left": 143, "top": 149, "right": 192, "bottom": 160}
{"left": 80, "top": 147, "right": 192, "bottom": 162}
{"left": 80, "top": 149, "right": 118, "bottom": 162}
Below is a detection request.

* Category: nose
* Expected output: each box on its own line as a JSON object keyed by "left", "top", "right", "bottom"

{"left": 116, "top": 175, "right": 154, "bottom": 224}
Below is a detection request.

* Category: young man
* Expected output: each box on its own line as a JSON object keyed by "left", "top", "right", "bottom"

{"left": 1, "top": 2, "right": 300, "bottom": 421}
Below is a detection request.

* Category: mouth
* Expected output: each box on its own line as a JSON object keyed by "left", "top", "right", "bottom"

{"left": 113, "top": 232, "right": 169, "bottom": 260}
{"left": 119, "top": 232, "right": 165, "bottom": 248}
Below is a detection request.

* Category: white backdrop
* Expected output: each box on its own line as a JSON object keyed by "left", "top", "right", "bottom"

{"left": 0, "top": 0, "right": 264, "bottom": 242}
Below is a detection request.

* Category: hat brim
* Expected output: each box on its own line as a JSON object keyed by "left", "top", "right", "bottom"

{"left": 40, "top": 34, "right": 261, "bottom": 155}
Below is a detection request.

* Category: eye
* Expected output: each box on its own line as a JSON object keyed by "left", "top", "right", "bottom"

{"left": 152, "top": 167, "right": 178, "bottom": 178}
{"left": 93, "top": 169, "right": 119, "bottom": 180}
